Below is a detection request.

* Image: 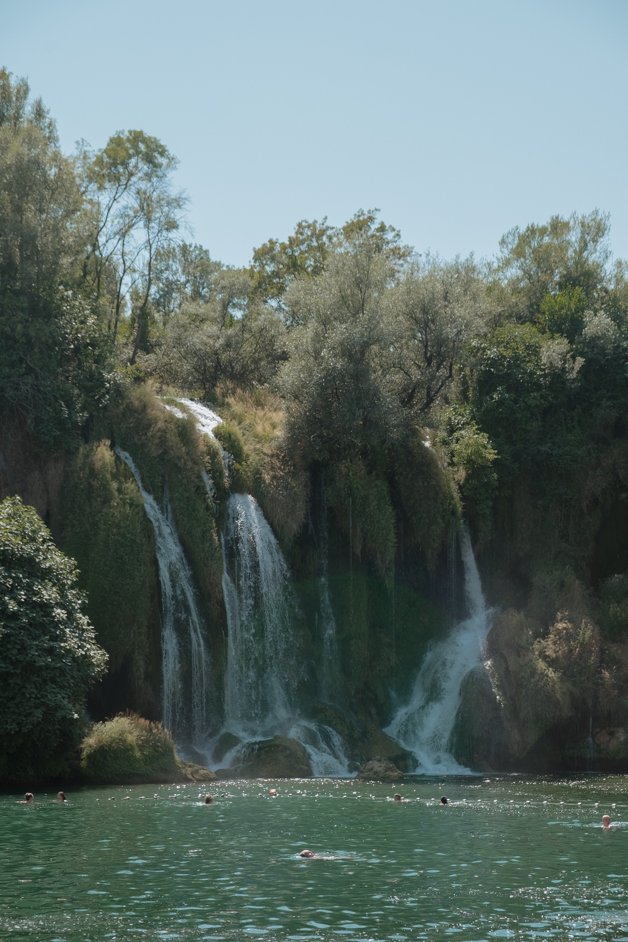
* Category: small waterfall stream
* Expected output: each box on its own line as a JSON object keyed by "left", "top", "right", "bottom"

{"left": 385, "top": 525, "right": 493, "bottom": 774}
{"left": 114, "top": 448, "right": 211, "bottom": 748}
{"left": 222, "top": 492, "right": 302, "bottom": 736}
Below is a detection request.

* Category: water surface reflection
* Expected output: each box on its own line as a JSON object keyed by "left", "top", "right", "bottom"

{"left": 0, "top": 777, "right": 626, "bottom": 941}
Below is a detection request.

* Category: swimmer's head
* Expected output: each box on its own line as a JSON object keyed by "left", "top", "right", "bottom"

{"left": 602, "top": 814, "right": 612, "bottom": 828}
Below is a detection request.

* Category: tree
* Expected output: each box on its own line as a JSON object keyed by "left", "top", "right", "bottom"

{"left": 280, "top": 223, "right": 402, "bottom": 463}
{"left": 82, "top": 129, "right": 186, "bottom": 356}
{"left": 151, "top": 242, "right": 223, "bottom": 319}
{"left": 495, "top": 211, "right": 611, "bottom": 322}
{"left": 387, "top": 256, "right": 488, "bottom": 419}
{"left": 0, "top": 497, "right": 107, "bottom": 781}
{"left": 251, "top": 218, "right": 334, "bottom": 308}
{"left": 0, "top": 68, "right": 114, "bottom": 445}
{"left": 157, "top": 272, "right": 287, "bottom": 398}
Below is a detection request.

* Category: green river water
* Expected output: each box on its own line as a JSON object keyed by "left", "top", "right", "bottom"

{"left": 0, "top": 776, "right": 626, "bottom": 941}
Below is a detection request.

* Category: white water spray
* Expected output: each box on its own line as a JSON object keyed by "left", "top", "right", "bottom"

{"left": 162, "top": 397, "right": 222, "bottom": 437}
{"left": 114, "top": 447, "right": 211, "bottom": 748}
{"left": 156, "top": 398, "right": 352, "bottom": 775}
{"left": 219, "top": 492, "right": 351, "bottom": 775}
{"left": 385, "top": 525, "right": 492, "bottom": 774}
{"left": 221, "top": 493, "right": 302, "bottom": 735}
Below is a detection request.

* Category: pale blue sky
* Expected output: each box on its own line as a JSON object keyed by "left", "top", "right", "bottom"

{"left": 4, "top": 0, "right": 628, "bottom": 267}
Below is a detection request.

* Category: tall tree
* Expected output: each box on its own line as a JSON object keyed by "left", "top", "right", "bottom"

{"left": 82, "top": 130, "right": 186, "bottom": 357}
{"left": 495, "top": 211, "right": 611, "bottom": 322}
{"left": 0, "top": 68, "right": 113, "bottom": 444}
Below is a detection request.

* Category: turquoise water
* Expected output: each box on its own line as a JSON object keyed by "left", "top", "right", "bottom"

{"left": 0, "top": 776, "right": 626, "bottom": 941}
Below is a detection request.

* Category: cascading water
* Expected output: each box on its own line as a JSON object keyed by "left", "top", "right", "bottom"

{"left": 114, "top": 447, "right": 211, "bottom": 749}
{"left": 162, "top": 397, "right": 222, "bottom": 438}
{"left": 162, "top": 399, "right": 352, "bottom": 775}
{"left": 221, "top": 492, "right": 302, "bottom": 735}
{"left": 385, "top": 525, "right": 493, "bottom": 774}
{"left": 219, "top": 492, "right": 351, "bottom": 776}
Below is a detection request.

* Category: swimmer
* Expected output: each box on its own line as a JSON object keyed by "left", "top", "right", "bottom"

{"left": 393, "top": 794, "right": 405, "bottom": 802}
{"left": 204, "top": 795, "right": 214, "bottom": 804}
{"left": 268, "top": 788, "right": 278, "bottom": 797}
{"left": 17, "top": 792, "right": 34, "bottom": 804}
{"left": 56, "top": 791, "right": 67, "bottom": 802}
{"left": 602, "top": 814, "right": 612, "bottom": 829}
{"left": 440, "top": 796, "right": 449, "bottom": 805}
{"left": 299, "top": 849, "right": 316, "bottom": 858}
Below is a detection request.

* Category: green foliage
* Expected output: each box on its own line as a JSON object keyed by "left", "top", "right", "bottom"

{"left": 327, "top": 458, "right": 396, "bottom": 580}
{"left": 80, "top": 713, "right": 178, "bottom": 783}
{"left": 533, "top": 614, "right": 600, "bottom": 709}
{"left": 0, "top": 496, "right": 107, "bottom": 782}
{"left": 393, "top": 431, "right": 459, "bottom": 566}
{"left": 214, "top": 420, "right": 250, "bottom": 492}
{"left": 251, "top": 218, "right": 334, "bottom": 306}
{"left": 112, "top": 385, "right": 225, "bottom": 629}
{"left": 82, "top": 128, "right": 186, "bottom": 357}
{"left": 157, "top": 296, "right": 286, "bottom": 399}
{"left": 538, "top": 286, "right": 588, "bottom": 340}
{"left": 597, "top": 575, "right": 628, "bottom": 641}
{"left": 442, "top": 407, "right": 497, "bottom": 542}
{"left": 495, "top": 211, "right": 611, "bottom": 320}
{"left": 0, "top": 69, "right": 115, "bottom": 447}
{"left": 59, "top": 442, "right": 161, "bottom": 715}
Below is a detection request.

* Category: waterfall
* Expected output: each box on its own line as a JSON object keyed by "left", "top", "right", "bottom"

{"left": 219, "top": 492, "right": 351, "bottom": 775}
{"left": 384, "top": 525, "right": 492, "bottom": 774}
{"left": 162, "top": 397, "right": 222, "bottom": 438}
{"left": 114, "top": 447, "right": 211, "bottom": 749}
{"left": 158, "top": 398, "right": 352, "bottom": 775}
{"left": 221, "top": 492, "right": 302, "bottom": 735}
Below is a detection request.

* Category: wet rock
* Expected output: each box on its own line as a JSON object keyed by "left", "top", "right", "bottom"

{"left": 227, "top": 736, "right": 313, "bottom": 778}
{"left": 356, "top": 757, "right": 404, "bottom": 781}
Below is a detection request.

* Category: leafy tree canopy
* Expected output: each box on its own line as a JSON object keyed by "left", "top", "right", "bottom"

{"left": 0, "top": 496, "right": 108, "bottom": 781}
{"left": 0, "top": 67, "right": 115, "bottom": 446}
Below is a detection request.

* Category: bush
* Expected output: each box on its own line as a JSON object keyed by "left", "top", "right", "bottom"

{"left": 597, "top": 574, "right": 628, "bottom": 641}
{"left": 80, "top": 714, "right": 179, "bottom": 783}
{"left": 0, "top": 496, "right": 107, "bottom": 782}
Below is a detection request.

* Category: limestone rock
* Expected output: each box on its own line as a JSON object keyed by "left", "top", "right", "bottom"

{"left": 356, "top": 756, "right": 404, "bottom": 781}
{"left": 226, "top": 736, "right": 313, "bottom": 778}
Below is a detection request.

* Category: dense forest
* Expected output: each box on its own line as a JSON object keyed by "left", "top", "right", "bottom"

{"left": 2, "top": 67, "right": 628, "bottom": 783}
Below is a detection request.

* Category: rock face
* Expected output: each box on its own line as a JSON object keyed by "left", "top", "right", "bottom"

{"left": 221, "top": 736, "right": 313, "bottom": 778}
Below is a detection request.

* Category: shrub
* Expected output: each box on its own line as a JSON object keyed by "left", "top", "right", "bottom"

{"left": 0, "top": 496, "right": 108, "bottom": 782}
{"left": 80, "top": 713, "right": 179, "bottom": 783}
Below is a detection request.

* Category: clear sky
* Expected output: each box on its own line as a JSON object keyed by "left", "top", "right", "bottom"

{"left": 4, "top": 0, "right": 628, "bottom": 268}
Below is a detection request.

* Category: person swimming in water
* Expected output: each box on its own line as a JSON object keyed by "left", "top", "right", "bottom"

{"left": 204, "top": 794, "right": 214, "bottom": 804}
{"left": 299, "top": 849, "right": 316, "bottom": 858}
{"left": 602, "top": 814, "right": 612, "bottom": 829}
{"left": 17, "top": 793, "right": 34, "bottom": 804}
{"left": 56, "top": 791, "right": 67, "bottom": 802}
